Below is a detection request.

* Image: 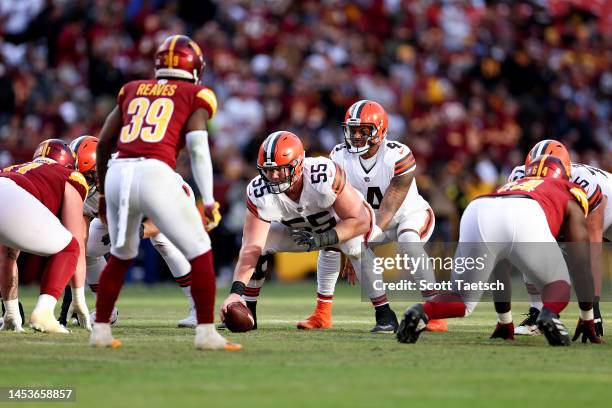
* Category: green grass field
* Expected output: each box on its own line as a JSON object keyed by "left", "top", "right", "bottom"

{"left": 1, "top": 283, "right": 611, "bottom": 408}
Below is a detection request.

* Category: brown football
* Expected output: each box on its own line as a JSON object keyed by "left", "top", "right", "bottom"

{"left": 224, "top": 302, "right": 254, "bottom": 333}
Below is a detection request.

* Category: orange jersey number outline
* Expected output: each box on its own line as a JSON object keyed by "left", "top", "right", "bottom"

{"left": 120, "top": 97, "right": 175, "bottom": 143}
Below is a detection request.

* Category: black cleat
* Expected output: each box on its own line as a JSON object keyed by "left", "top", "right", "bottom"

{"left": 536, "top": 308, "right": 570, "bottom": 346}
{"left": 514, "top": 307, "right": 541, "bottom": 336}
{"left": 396, "top": 304, "right": 428, "bottom": 343}
{"left": 370, "top": 305, "right": 398, "bottom": 333}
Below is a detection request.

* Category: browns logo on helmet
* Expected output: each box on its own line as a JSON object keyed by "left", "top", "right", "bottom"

{"left": 33, "top": 139, "right": 76, "bottom": 169}
{"left": 257, "top": 131, "right": 305, "bottom": 194}
{"left": 525, "top": 139, "right": 571, "bottom": 176}
{"left": 525, "top": 154, "right": 570, "bottom": 180}
{"left": 70, "top": 135, "right": 98, "bottom": 192}
{"left": 342, "top": 100, "right": 388, "bottom": 155}
{"left": 154, "top": 35, "right": 205, "bottom": 83}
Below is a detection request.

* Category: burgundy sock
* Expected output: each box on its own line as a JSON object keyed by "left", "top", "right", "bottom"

{"left": 423, "top": 291, "right": 466, "bottom": 319}
{"left": 95, "top": 255, "right": 134, "bottom": 323}
{"left": 541, "top": 280, "right": 570, "bottom": 315}
{"left": 40, "top": 237, "right": 79, "bottom": 299}
{"left": 190, "top": 251, "right": 216, "bottom": 324}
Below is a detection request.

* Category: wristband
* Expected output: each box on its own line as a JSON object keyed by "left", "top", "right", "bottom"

{"left": 320, "top": 229, "right": 339, "bottom": 247}
{"left": 230, "top": 281, "right": 246, "bottom": 295}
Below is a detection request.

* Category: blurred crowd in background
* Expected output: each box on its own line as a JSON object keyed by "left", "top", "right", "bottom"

{"left": 1, "top": 0, "right": 610, "bottom": 282}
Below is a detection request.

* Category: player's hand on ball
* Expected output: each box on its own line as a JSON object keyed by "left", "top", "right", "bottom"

{"left": 291, "top": 229, "right": 339, "bottom": 252}
{"left": 220, "top": 293, "right": 246, "bottom": 322}
{"left": 98, "top": 194, "right": 107, "bottom": 225}
{"left": 203, "top": 201, "right": 222, "bottom": 232}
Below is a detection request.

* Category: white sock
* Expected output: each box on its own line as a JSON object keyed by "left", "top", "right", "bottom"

{"left": 34, "top": 294, "right": 57, "bottom": 313}
{"left": 151, "top": 233, "right": 192, "bottom": 279}
{"left": 196, "top": 323, "right": 218, "bottom": 336}
{"left": 3, "top": 298, "right": 20, "bottom": 317}
{"left": 317, "top": 250, "right": 340, "bottom": 296}
{"left": 182, "top": 286, "right": 195, "bottom": 309}
{"left": 580, "top": 308, "right": 594, "bottom": 321}
{"left": 497, "top": 311, "right": 513, "bottom": 324}
{"left": 72, "top": 286, "right": 86, "bottom": 306}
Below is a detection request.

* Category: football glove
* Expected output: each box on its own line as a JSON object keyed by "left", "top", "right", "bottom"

{"left": 203, "top": 201, "right": 222, "bottom": 232}
{"left": 572, "top": 318, "right": 604, "bottom": 344}
{"left": 291, "top": 229, "right": 339, "bottom": 252}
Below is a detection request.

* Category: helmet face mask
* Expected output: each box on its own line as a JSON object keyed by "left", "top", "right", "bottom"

{"left": 342, "top": 123, "right": 377, "bottom": 155}
{"left": 257, "top": 163, "right": 296, "bottom": 194}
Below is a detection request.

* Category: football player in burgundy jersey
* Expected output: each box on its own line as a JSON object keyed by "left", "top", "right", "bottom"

{"left": 508, "top": 140, "right": 610, "bottom": 337}
{"left": 58, "top": 136, "right": 203, "bottom": 329}
{"left": 396, "top": 155, "right": 602, "bottom": 346}
{"left": 0, "top": 139, "right": 90, "bottom": 333}
{"left": 92, "top": 35, "right": 239, "bottom": 350}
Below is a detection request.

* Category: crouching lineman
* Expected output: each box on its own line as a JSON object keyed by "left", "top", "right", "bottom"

{"left": 58, "top": 135, "right": 204, "bottom": 328}
{"left": 397, "top": 155, "right": 602, "bottom": 346}
{"left": 509, "top": 140, "right": 611, "bottom": 337}
{"left": 219, "top": 131, "right": 398, "bottom": 332}
{"left": 91, "top": 34, "right": 238, "bottom": 350}
{"left": 0, "top": 139, "right": 90, "bottom": 333}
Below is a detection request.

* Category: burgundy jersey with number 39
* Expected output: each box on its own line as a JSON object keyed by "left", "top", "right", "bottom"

{"left": 115, "top": 79, "right": 218, "bottom": 169}
{"left": 486, "top": 177, "right": 588, "bottom": 237}
{"left": 0, "top": 160, "right": 89, "bottom": 215}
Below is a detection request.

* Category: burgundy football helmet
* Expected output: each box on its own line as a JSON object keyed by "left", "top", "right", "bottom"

{"left": 154, "top": 35, "right": 205, "bottom": 83}
{"left": 33, "top": 139, "right": 76, "bottom": 169}
{"left": 524, "top": 154, "right": 569, "bottom": 180}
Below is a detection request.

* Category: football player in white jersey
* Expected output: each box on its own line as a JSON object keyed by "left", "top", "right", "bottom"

{"left": 508, "top": 139, "right": 610, "bottom": 337}
{"left": 219, "top": 131, "right": 398, "bottom": 332}
{"left": 295, "top": 100, "right": 446, "bottom": 333}
{"left": 57, "top": 136, "right": 216, "bottom": 329}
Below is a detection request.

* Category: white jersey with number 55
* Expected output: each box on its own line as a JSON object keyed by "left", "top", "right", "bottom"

{"left": 246, "top": 156, "right": 358, "bottom": 233}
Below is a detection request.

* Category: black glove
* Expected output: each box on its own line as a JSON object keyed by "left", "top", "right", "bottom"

{"left": 572, "top": 319, "right": 604, "bottom": 344}
{"left": 291, "top": 229, "right": 339, "bottom": 252}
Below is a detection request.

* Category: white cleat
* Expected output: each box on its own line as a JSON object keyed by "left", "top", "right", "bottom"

{"left": 0, "top": 313, "right": 25, "bottom": 333}
{"left": 194, "top": 324, "right": 242, "bottom": 351}
{"left": 90, "top": 323, "right": 122, "bottom": 348}
{"left": 514, "top": 324, "right": 541, "bottom": 336}
{"left": 29, "top": 309, "right": 70, "bottom": 334}
{"left": 90, "top": 307, "right": 119, "bottom": 327}
{"left": 178, "top": 307, "right": 197, "bottom": 328}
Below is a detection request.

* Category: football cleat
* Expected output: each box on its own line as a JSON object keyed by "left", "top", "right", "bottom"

{"left": 425, "top": 318, "right": 448, "bottom": 332}
{"left": 297, "top": 302, "right": 332, "bottom": 330}
{"left": 29, "top": 309, "right": 70, "bottom": 334}
{"left": 178, "top": 307, "right": 197, "bottom": 328}
{"left": 536, "top": 308, "right": 570, "bottom": 346}
{"left": 490, "top": 322, "right": 515, "bottom": 340}
{"left": 371, "top": 305, "right": 399, "bottom": 334}
{"left": 397, "top": 304, "right": 429, "bottom": 343}
{"left": 90, "top": 323, "right": 122, "bottom": 348}
{"left": 194, "top": 325, "right": 242, "bottom": 351}
{"left": 572, "top": 319, "right": 604, "bottom": 344}
{"left": 514, "top": 307, "right": 541, "bottom": 335}
{"left": 89, "top": 307, "right": 119, "bottom": 327}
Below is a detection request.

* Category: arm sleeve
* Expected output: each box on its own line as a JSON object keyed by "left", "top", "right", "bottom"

{"left": 185, "top": 130, "right": 214, "bottom": 205}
